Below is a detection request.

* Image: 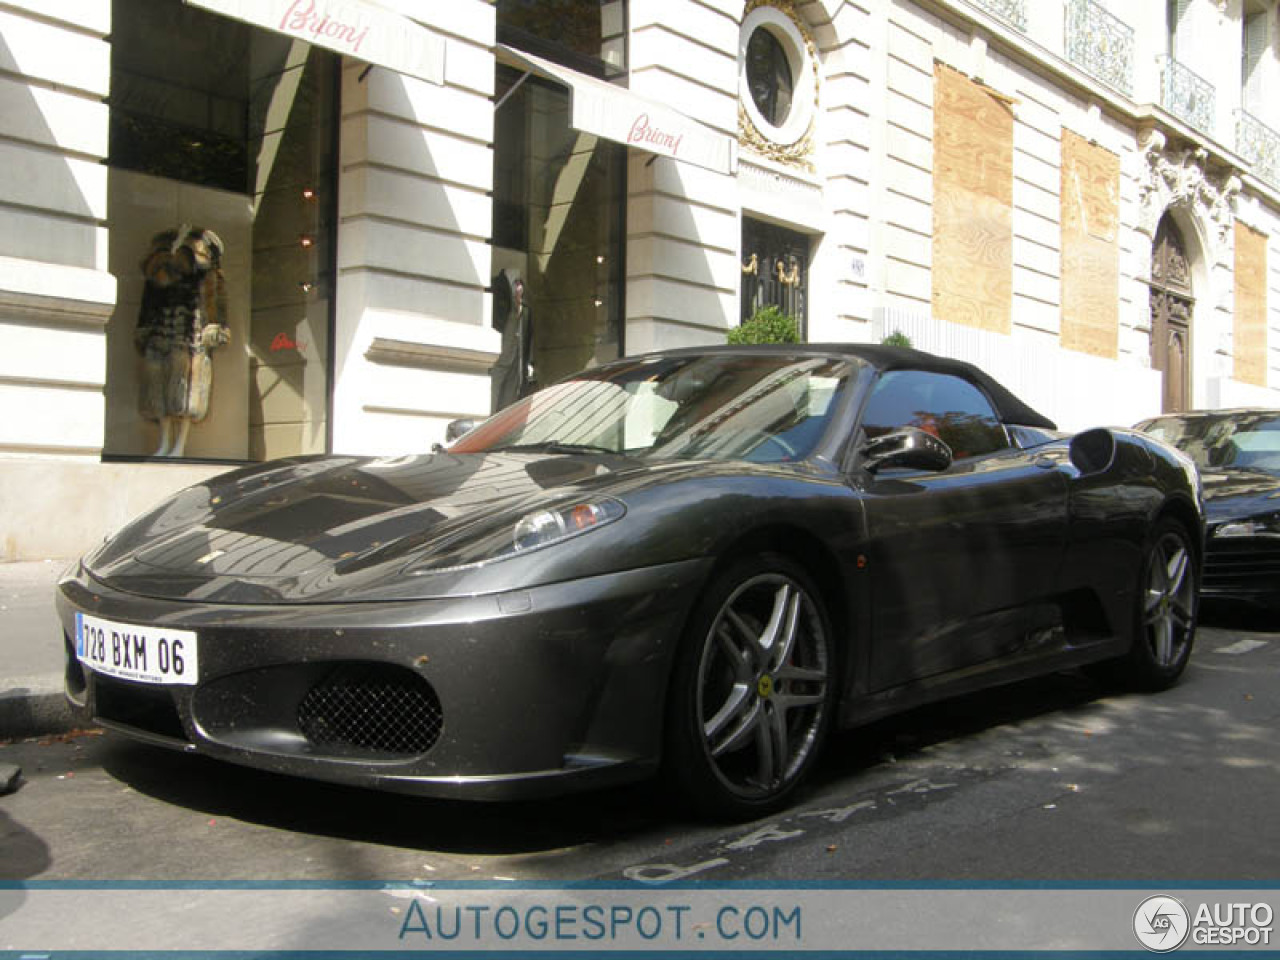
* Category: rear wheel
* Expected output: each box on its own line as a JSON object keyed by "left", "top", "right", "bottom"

{"left": 664, "top": 554, "right": 836, "bottom": 819}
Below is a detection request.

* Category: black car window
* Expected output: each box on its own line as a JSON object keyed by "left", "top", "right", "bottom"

{"left": 860, "top": 370, "right": 1010, "bottom": 459}
{"left": 1141, "top": 413, "right": 1280, "bottom": 476}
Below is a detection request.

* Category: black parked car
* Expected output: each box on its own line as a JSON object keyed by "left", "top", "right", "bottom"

{"left": 1136, "top": 408, "right": 1280, "bottom": 610}
{"left": 58, "top": 345, "right": 1203, "bottom": 818}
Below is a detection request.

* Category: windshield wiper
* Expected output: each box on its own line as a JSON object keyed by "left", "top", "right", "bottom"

{"left": 491, "top": 441, "right": 620, "bottom": 456}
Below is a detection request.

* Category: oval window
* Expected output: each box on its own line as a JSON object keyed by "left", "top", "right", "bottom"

{"left": 746, "top": 27, "right": 794, "bottom": 128}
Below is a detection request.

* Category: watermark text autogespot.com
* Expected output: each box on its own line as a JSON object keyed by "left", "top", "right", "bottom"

{"left": 395, "top": 899, "right": 802, "bottom": 946}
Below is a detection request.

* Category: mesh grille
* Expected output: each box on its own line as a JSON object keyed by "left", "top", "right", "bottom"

{"left": 297, "top": 663, "right": 442, "bottom": 756}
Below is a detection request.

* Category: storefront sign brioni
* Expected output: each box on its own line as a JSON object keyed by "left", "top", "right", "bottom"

{"left": 582, "top": 98, "right": 731, "bottom": 173}
{"left": 184, "top": 0, "right": 445, "bottom": 85}
{"left": 498, "top": 43, "right": 737, "bottom": 175}
{"left": 627, "top": 115, "right": 684, "bottom": 160}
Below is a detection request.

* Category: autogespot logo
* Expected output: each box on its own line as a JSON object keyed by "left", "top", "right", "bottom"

{"left": 1134, "top": 895, "right": 1191, "bottom": 952}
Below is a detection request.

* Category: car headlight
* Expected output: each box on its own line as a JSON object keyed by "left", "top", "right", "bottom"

{"left": 407, "top": 496, "right": 626, "bottom": 574}
{"left": 514, "top": 499, "right": 626, "bottom": 552}
{"left": 1213, "top": 516, "right": 1280, "bottom": 538}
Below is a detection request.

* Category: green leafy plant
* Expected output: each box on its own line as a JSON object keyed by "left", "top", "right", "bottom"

{"left": 728, "top": 305, "right": 799, "bottom": 345}
{"left": 881, "top": 330, "right": 913, "bottom": 348}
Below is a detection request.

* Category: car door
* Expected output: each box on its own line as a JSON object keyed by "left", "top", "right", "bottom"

{"left": 855, "top": 370, "right": 1070, "bottom": 691}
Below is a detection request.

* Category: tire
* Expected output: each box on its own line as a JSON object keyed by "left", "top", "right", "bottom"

{"left": 1110, "top": 518, "right": 1199, "bottom": 690}
{"left": 664, "top": 553, "right": 836, "bottom": 820}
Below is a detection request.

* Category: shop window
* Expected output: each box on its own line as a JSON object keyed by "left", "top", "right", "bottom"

{"left": 104, "top": 0, "right": 337, "bottom": 462}
{"left": 491, "top": 66, "right": 625, "bottom": 412}
{"left": 497, "top": 0, "right": 627, "bottom": 79}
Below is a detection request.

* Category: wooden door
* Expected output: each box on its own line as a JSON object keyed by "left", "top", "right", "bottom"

{"left": 1150, "top": 215, "right": 1194, "bottom": 413}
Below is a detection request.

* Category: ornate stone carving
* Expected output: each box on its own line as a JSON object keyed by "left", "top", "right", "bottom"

{"left": 1138, "top": 127, "right": 1242, "bottom": 260}
{"left": 739, "top": 102, "right": 816, "bottom": 170}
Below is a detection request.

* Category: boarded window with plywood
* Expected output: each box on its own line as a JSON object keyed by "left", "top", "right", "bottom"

{"left": 1060, "top": 129, "right": 1120, "bottom": 359}
{"left": 932, "top": 63, "right": 1013, "bottom": 335}
{"left": 1234, "top": 220, "right": 1269, "bottom": 388}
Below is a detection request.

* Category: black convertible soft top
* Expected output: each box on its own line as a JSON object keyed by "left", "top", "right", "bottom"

{"left": 652, "top": 343, "right": 1059, "bottom": 431}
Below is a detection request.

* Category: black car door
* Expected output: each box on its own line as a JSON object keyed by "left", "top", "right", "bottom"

{"left": 855, "top": 370, "right": 1070, "bottom": 691}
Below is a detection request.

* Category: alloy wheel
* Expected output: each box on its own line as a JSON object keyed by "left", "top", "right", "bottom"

{"left": 695, "top": 573, "right": 829, "bottom": 800}
{"left": 1143, "top": 529, "right": 1195, "bottom": 669}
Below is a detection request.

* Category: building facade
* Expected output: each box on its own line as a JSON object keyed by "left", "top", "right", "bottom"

{"left": 1, "top": 0, "right": 1278, "bottom": 558}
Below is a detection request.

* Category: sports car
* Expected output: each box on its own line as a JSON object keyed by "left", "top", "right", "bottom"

{"left": 57, "top": 345, "right": 1203, "bottom": 818}
{"left": 1136, "top": 408, "right": 1280, "bottom": 610}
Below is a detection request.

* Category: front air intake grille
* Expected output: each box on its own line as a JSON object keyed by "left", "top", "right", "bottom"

{"left": 297, "top": 663, "right": 442, "bottom": 756}
{"left": 95, "top": 675, "right": 187, "bottom": 742}
{"left": 1204, "top": 540, "right": 1280, "bottom": 596}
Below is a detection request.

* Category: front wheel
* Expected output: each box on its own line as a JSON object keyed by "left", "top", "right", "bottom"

{"left": 664, "top": 554, "right": 836, "bottom": 820}
{"left": 1114, "top": 518, "right": 1198, "bottom": 690}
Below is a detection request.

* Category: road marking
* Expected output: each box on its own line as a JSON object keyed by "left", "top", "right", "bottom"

{"left": 1215, "top": 638, "right": 1270, "bottom": 656}
{"left": 623, "top": 858, "right": 730, "bottom": 884}
{"left": 618, "top": 772, "right": 977, "bottom": 885}
{"left": 726, "top": 823, "right": 804, "bottom": 851}
{"left": 886, "top": 777, "right": 957, "bottom": 796}
{"left": 800, "top": 799, "right": 876, "bottom": 824}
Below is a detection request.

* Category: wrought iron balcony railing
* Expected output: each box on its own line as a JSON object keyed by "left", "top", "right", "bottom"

{"left": 972, "top": 0, "right": 1026, "bottom": 32}
{"left": 1160, "top": 56, "right": 1215, "bottom": 135}
{"left": 1237, "top": 109, "right": 1280, "bottom": 189}
{"left": 1065, "top": 0, "right": 1134, "bottom": 97}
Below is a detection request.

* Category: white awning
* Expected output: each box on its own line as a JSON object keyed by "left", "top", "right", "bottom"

{"left": 184, "top": 0, "right": 445, "bottom": 85}
{"left": 496, "top": 45, "right": 737, "bottom": 176}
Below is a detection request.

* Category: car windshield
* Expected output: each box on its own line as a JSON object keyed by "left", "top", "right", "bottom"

{"left": 1142, "top": 413, "right": 1280, "bottom": 476}
{"left": 450, "top": 354, "right": 860, "bottom": 463}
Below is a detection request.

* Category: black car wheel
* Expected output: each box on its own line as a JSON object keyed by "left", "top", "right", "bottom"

{"left": 1123, "top": 518, "right": 1198, "bottom": 690}
{"left": 665, "top": 554, "right": 835, "bottom": 819}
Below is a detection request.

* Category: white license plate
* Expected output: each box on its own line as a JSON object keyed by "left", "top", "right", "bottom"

{"left": 75, "top": 613, "right": 199, "bottom": 685}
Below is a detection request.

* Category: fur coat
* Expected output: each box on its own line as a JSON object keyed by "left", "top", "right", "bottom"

{"left": 135, "top": 225, "right": 229, "bottom": 422}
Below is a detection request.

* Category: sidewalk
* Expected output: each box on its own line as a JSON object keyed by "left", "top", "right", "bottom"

{"left": 0, "top": 559, "right": 76, "bottom": 739}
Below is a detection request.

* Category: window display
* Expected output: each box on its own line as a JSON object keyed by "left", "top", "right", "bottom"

{"left": 491, "top": 66, "right": 626, "bottom": 411}
{"left": 135, "top": 226, "right": 231, "bottom": 457}
{"left": 104, "top": 0, "right": 337, "bottom": 461}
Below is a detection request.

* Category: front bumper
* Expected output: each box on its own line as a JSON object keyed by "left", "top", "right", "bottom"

{"left": 56, "top": 558, "right": 710, "bottom": 799}
{"left": 1203, "top": 537, "right": 1280, "bottom": 608}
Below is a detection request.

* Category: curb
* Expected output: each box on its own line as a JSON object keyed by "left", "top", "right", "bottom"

{"left": 0, "top": 676, "right": 77, "bottom": 741}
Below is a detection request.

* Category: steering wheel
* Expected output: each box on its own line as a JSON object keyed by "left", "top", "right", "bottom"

{"left": 746, "top": 432, "right": 798, "bottom": 461}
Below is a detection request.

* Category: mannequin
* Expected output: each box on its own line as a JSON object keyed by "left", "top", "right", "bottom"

{"left": 490, "top": 268, "right": 535, "bottom": 412}
{"left": 134, "top": 226, "right": 230, "bottom": 457}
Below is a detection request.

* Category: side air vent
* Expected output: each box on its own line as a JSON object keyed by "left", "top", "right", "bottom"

{"left": 1069, "top": 428, "right": 1116, "bottom": 476}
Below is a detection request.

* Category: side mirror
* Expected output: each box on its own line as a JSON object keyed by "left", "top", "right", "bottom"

{"left": 445, "top": 418, "right": 478, "bottom": 443}
{"left": 861, "top": 427, "right": 953, "bottom": 473}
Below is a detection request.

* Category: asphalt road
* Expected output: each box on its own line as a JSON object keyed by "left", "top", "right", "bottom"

{"left": 2, "top": 614, "right": 1277, "bottom": 885}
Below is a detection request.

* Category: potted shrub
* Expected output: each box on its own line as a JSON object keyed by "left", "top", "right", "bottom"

{"left": 728, "top": 305, "right": 799, "bottom": 345}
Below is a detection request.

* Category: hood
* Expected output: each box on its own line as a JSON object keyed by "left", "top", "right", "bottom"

{"left": 1200, "top": 468, "right": 1280, "bottom": 523}
{"left": 85, "top": 451, "right": 645, "bottom": 598}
